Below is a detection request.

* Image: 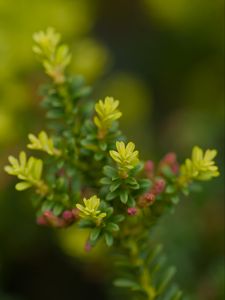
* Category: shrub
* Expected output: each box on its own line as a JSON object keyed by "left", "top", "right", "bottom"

{"left": 4, "top": 28, "right": 220, "bottom": 300}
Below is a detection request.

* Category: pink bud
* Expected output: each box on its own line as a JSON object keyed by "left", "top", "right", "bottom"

{"left": 144, "top": 192, "right": 155, "bottom": 204}
{"left": 171, "top": 163, "right": 179, "bottom": 174}
{"left": 62, "top": 210, "right": 74, "bottom": 221}
{"left": 72, "top": 208, "right": 80, "bottom": 219}
{"left": 160, "top": 152, "right": 179, "bottom": 174}
{"left": 58, "top": 219, "right": 67, "bottom": 227}
{"left": 163, "top": 152, "right": 177, "bottom": 165}
{"left": 127, "top": 207, "right": 138, "bottom": 215}
{"left": 85, "top": 242, "right": 92, "bottom": 252}
{"left": 145, "top": 160, "right": 154, "bottom": 172}
{"left": 144, "top": 160, "right": 154, "bottom": 177}
{"left": 36, "top": 215, "right": 47, "bottom": 226}
{"left": 43, "top": 210, "right": 66, "bottom": 228}
{"left": 43, "top": 210, "right": 53, "bottom": 218}
{"left": 153, "top": 179, "right": 166, "bottom": 195}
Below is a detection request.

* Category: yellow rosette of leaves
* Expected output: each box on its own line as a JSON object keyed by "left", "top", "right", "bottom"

{"left": 33, "top": 27, "right": 71, "bottom": 84}
{"left": 94, "top": 97, "right": 122, "bottom": 138}
{"left": 4, "top": 151, "right": 48, "bottom": 195}
{"left": 27, "top": 131, "right": 61, "bottom": 156}
{"left": 76, "top": 195, "right": 106, "bottom": 224}
{"left": 110, "top": 141, "right": 139, "bottom": 177}
{"left": 179, "top": 146, "right": 220, "bottom": 186}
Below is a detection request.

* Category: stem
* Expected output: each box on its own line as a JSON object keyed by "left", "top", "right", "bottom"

{"left": 35, "top": 180, "right": 49, "bottom": 196}
{"left": 124, "top": 237, "right": 157, "bottom": 300}
{"left": 140, "top": 267, "right": 156, "bottom": 300}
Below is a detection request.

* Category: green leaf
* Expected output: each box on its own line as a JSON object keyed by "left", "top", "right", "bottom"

{"left": 73, "top": 86, "right": 92, "bottom": 99}
{"left": 171, "top": 196, "right": 180, "bottom": 205}
{"left": 69, "top": 75, "right": 85, "bottom": 91}
{"left": 51, "top": 97, "right": 63, "bottom": 107}
{"left": 157, "top": 266, "right": 176, "bottom": 295}
{"left": 165, "top": 185, "right": 176, "bottom": 194}
{"left": 106, "top": 191, "right": 118, "bottom": 201}
{"left": 146, "top": 244, "right": 163, "bottom": 264}
{"left": 46, "top": 109, "right": 64, "bottom": 119}
{"left": 41, "top": 96, "right": 52, "bottom": 108}
{"left": 53, "top": 203, "right": 64, "bottom": 216}
{"left": 130, "top": 184, "right": 140, "bottom": 190}
{"left": 15, "top": 181, "right": 32, "bottom": 191}
{"left": 161, "top": 166, "right": 174, "bottom": 178}
{"left": 112, "top": 175, "right": 120, "bottom": 181}
{"left": 90, "top": 228, "right": 101, "bottom": 242}
{"left": 27, "top": 157, "right": 35, "bottom": 173}
{"left": 125, "top": 177, "right": 138, "bottom": 185}
{"left": 63, "top": 130, "right": 73, "bottom": 139}
{"left": 79, "top": 219, "right": 95, "bottom": 228}
{"left": 190, "top": 182, "right": 203, "bottom": 193}
{"left": 33, "top": 159, "right": 43, "bottom": 180}
{"left": 84, "top": 119, "right": 94, "bottom": 131}
{"left": 57, "top": 160, "right": 64, "bottom": 169}
{"left": 56, "top": 177, "right": 66, "bottom": 191}
{"left": 106, "top": 222, "right": 119, "bottom": 232}
{"left": 94, "top": 152, "right": 104, "bottom": 161}
{"left": 109, "top": 181, "right": 121, "bottom": 192}
{"left": 80, "top": 139, "right": 91, "bottom": 147}
{"left": 99, "top": 177, "right": 112, "bottom": 185}
{"left": 99, "top": 142, "right": 107, "bottom": 151}
{"left": 105, "top": 232, "right": 114, "bottom": 246}
{"left": 19, "top": 151, "right": 26, "bottom": 167}
{"left": 138, "top": 179, "right": 151, "bottom": 190}
{"left": 129, "top": 162, "right": 144, "bottom": 175}
{"left": 127, "top": 197, "right": 136, "bottom": 207}
{"left": 164, "top": 285, "right": 183, "bottom": 300}
{"left": 41, "top": 201, "right": 54, "bottom": 212}
{"left": 171, "top": 290, "right": 183, "bottom": 300}
{"left": 120, "top": 190, "right": 128, "bottom": 204}
{"left": 151, "top": 255, "right": 167, "bottom": 274}
{"left": 103, "top": 166, "right": 117, "bottom": 178}
{"left": 125, "top": 177, "right": 139, "bottom": 188}
{"left": 105, "top": 207, "right": 114, "bottom": 216}
{"left": 182, "top": 187, "right": 189, "bottom": 196}
{"left": 113, "top": 278, "right": 142, "bottom": 290}
{"left": 112, "top": 215, "right": 125, "bottom": 223}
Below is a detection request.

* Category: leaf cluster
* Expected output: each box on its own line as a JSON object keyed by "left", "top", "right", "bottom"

{"left": 4, "top": 28, "right": 220, "bottom": 300}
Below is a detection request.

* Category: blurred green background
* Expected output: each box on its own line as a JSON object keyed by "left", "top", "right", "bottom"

{"left": 0, "top": 0, "right": 224, "bottom": 299}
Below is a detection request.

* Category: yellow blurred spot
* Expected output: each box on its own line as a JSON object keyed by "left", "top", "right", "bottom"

{"left": 99, "top": 73, "right": 151, "bottom": 125}
{"left": 71, "top": 39, "right": 110, "bottom": 83}
{"left": 144, "top": 0, "right": 223, "bottom": 30}
{"left": 58, "top": 226, "right": 107, "bottom": 260}
{"left": 0, "top": 111, "right": 14, "bottom": 142}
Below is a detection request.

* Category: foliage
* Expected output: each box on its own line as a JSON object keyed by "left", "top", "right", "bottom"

{"left": 4, "top": 151, "right": 47, "bottom": 194}
{"left": 179, "top": 146, "right": 219, "bottom": 184}
{"left": 4, "top": 29, "right": 220, "bottom": 300}
{"left": 109, "top": 141, "right": 139, "bottom": 175}
{"left": 27, "top": 131, "right": 61, "bottom": 156}
{"left": 94, "top": 97, "right": 122, "bottom": 137}
{"left": 33, "top": 27, "right": 71, "bottom": 84}
{"left": 76, "top": 195, "right": 107, "bottom": 221}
